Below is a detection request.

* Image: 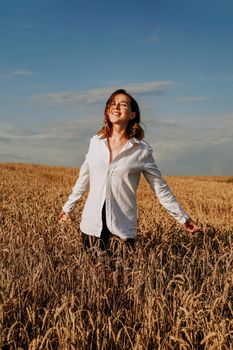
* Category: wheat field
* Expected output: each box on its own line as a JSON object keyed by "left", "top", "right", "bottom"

{"left": 0, "top": 163, "right": 233, "bottom": 349}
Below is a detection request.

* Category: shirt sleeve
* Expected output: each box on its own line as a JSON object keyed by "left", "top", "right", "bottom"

{"left": 142, "top": 146, "right": 190, "bottom": 224}
{"left": 62, "top": 144, "right": 91, "bottom": 214}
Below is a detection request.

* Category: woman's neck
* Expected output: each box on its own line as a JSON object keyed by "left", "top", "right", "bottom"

{"left": 110, "top": 126, "right": 128, "bottom": 141}
{"left": 107, "top": 127, "right": 128, "bottom": 163}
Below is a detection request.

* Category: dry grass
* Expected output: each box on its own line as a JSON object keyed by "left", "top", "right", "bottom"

{"left": 0, "top": 163, "right": 233, "bottom": 349}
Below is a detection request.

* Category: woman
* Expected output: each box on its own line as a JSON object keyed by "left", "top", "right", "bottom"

{"left": 59, "top": 89, "right": 200, "bottom": 252}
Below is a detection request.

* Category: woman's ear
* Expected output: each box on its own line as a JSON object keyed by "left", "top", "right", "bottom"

{"left": 130, "top": 112, "right": 136, "bottom": 120}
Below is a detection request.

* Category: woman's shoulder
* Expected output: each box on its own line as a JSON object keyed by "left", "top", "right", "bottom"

{"left": 88, "top": 134, "right": 106, "bottom": 147}
{"left": 134, "top": 138, "right": 153, "bottom": 152}
{"left": 90, "top": 134, "right": 104, "bottom": 142}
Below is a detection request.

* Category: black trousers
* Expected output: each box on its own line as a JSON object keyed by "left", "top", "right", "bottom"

{"left": 82, "top": 202, "right": 135, "bottom": 254}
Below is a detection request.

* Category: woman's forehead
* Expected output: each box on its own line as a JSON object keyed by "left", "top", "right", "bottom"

{"left": 111, "top": 94, "right": 130, "bottom": 103}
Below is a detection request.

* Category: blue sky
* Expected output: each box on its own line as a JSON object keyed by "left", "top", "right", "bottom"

{"left": 0, "top": 0, "right": 233, "bottom": 175}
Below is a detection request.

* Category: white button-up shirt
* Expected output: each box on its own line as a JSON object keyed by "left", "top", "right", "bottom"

{"left": 63, "top": 135, "right": 189, "bottom": 239}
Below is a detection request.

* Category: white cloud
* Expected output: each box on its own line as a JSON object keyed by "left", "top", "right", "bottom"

{"left": 32, "top": 81, "right": 175, "bottom": 105}
{"left": 18, "top": 24, "right": 32, "bottom": 29}
{"left": 10, "top": 69, "right": 37, "bottom": 76}
{"left": 147, "top": 35, "right": 160, "bottom": 43}
{"left": 197, "top": 73, "right": 233, "bottom": 81}
{"left": 144, "top": 118, "right": 180, "bottom": 128}
{"left": 176, "top": 96, "right": 210, "bottom": 102}
{"left": 146, "top": 124, "right": 233, "bottom": 175}
{"left": 0, "top": 119, "right": 99, "bottom": 166}
{"left": 1, "top": 109, "right": 233, "bottom": 175}
{"left": 211, "top": 112, "right": 233, "bottom": 123}
{"left": 126, "top": 81, "right": 174, "bottom": 94}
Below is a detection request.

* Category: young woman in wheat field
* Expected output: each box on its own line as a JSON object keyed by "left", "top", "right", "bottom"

{"left": 59, "top": 89, "right": 200, "bottom": 255}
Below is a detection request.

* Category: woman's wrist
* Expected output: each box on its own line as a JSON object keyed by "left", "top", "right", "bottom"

{"left": 184, "top": 218, "right": 201, "bottom": 233}
{"left": 59, "top": 211, "right": 71, "bottom": 223}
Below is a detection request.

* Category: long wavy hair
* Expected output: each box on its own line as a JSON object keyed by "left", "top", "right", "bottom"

{"left": 97, "top": 89, "right": 144, "bottom": 140}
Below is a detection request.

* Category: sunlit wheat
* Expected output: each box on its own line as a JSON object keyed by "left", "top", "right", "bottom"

{"left": 0, "top": 163, "right": 233, "bottom": 349}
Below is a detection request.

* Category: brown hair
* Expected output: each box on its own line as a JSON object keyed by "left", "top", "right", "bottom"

{"left": 97, "top": 89, "right": 144, "bottom": 140}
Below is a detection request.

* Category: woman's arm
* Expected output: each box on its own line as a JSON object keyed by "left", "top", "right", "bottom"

{"left": 62, "top": 156, "right": 90, "bottom": 214}
{"left": 142, "top": 146, "right": 200, "bottom": 232}
{"left": 59, "top": 157, "right": 90, "bottom": 223}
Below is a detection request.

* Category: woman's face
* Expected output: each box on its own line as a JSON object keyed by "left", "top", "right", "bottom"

{"left": 107, "top": 94, "right": 136, "bottom": 127}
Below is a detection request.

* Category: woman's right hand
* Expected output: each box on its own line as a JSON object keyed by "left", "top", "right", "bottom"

{"left": 59, "top": 211, "right": 72, "bottom": 224}
{"left": 184, "top": 218, "right": 201, "bottom": 234}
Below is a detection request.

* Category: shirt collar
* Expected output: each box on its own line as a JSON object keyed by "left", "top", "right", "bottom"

{"left": 130, "top": 137, "right": 140, "bottom": 144}
{"left": 97, "top": 134, "right": 140, "bottom": 144}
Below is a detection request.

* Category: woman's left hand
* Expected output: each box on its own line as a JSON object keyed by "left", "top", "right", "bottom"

{"left": 184, "top": 218, "right": 201, "bottom": 234}
{"left": 59, "top": 211, "right": 72, "bottom": 224}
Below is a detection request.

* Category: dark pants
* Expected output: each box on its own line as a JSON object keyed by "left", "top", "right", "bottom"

{"left": 82, "top": 203, "right": 135, "bottom": 257}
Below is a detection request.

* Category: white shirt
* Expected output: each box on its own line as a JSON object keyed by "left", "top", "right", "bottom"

{"left": 63, "top": 135, "right": 189, "bottom": 239}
